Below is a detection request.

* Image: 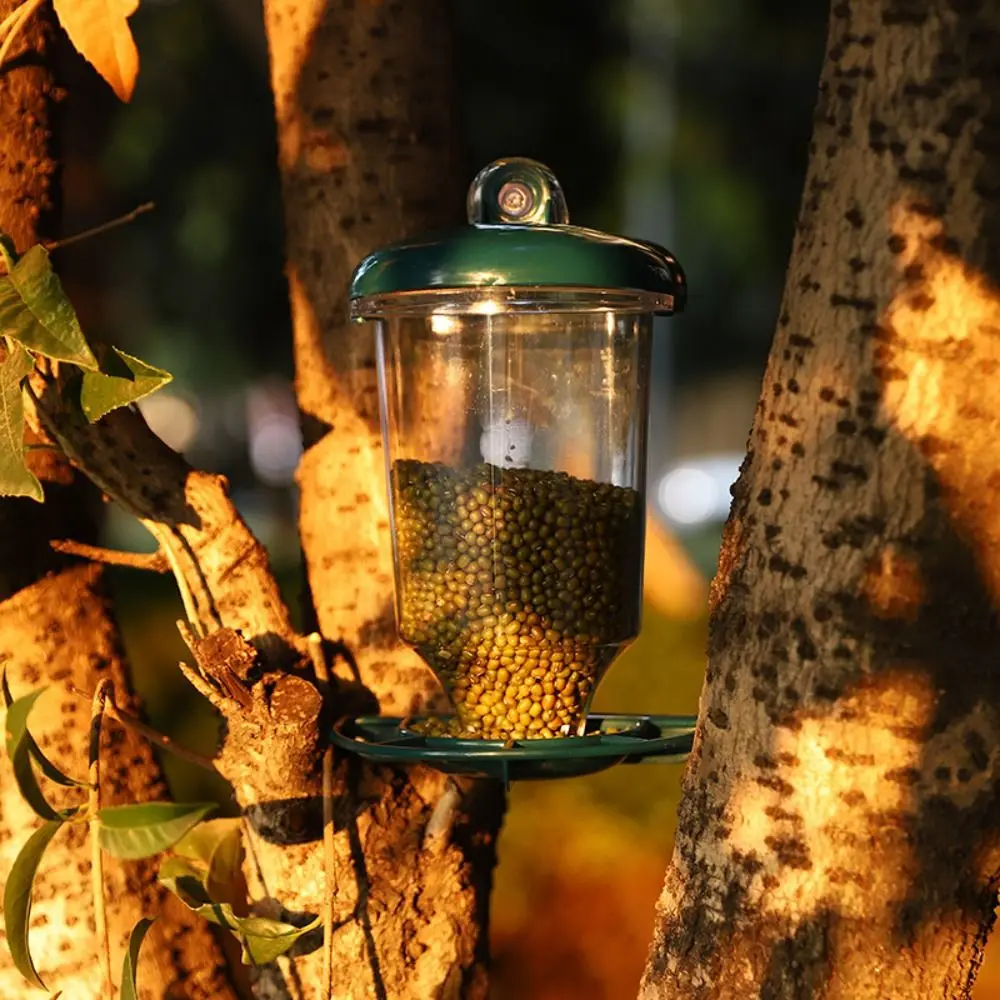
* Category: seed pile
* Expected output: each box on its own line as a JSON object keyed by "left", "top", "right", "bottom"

{"left": 392, "top": 459, "right": 642, "bottom": 740}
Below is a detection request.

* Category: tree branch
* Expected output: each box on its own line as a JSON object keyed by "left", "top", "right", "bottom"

{"left": 51, "top": 538, "right": 169, "bottom": 572}
{"left": 27, "top": 373, "right": 301, "bottom": 660}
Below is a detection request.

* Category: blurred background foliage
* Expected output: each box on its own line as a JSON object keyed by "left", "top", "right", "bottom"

{"left": 49, "top": 0, "right": 1000, "bottom": 996}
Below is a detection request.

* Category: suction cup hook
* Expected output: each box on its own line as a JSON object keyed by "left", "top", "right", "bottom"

{"left": 467, "top": 157, "right": 570, "bottom": 226}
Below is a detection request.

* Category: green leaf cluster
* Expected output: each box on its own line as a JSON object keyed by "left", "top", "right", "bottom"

{"left": 159, "top": 819, "right": 321, "bottom": 965}
{"left": 0, "top": 238, "right": 171, "bottom": 502}
{"left": 1, "top": 671, "right": 225, "bottom": 992}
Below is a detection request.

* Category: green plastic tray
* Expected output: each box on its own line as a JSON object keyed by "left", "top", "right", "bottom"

{"left": 330, "top": 713, "right": 696, "bottom": 782}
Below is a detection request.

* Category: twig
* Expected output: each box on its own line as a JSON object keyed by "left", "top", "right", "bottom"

{"left": 177, "top": 659, "right": 231, "bottom": 712}
{"left": 69, "top": 681, "right": 219, "bottom": 773}
{"left": 146, "top": 523, "right": 205, "bottom": 635}
{"left": 0, "top": 203, "right": 156, "bottom": 275}
{"left": 308, "top": 633, "right": 335, "bottom": 1000}
{"left": 89, "top": 680, "right": 114, "bottom": 999}
{"left": 104, "top": 699, "right": 218, "bottom": 774}
{"left": 51, "top": 539, "right": 169, "bottom": 572}
{"left": 44, "top": 202, "right": 155, "bottom": 253}
{"left": 0, "top": 1, "right": 24, "bottom": 39}
{"left": 0, "top": 0, "right": 44, "bottom": 72}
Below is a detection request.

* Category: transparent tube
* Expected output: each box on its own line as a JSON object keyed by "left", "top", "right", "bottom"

{"left": 372, "top": 292, "right": 652, "bottom": 739}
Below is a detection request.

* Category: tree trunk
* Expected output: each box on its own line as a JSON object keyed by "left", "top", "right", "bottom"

{"left": 641, "top": 1, "right": 1000, "bottom": 997}
{"left": 0, "top": 7, "right": 237, "bottom": 996}
{"left": 262, "top": 1, "right": 504, "bottom": 997}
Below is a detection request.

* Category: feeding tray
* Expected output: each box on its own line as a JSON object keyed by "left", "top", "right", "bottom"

{"left": 330, "top": 713, "right": 696, "bottom": 782}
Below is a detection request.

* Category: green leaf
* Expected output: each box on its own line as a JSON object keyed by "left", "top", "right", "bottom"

{"left": 80, "top": 347, "right": 172, "bottom": 423}
{"left": 0, "top": 340, "right": 42, "bottom": 502}
{"left": 237, "top": 915, "right": 322, "bottom": 966}
{"left": 3, "top": 819, "right": 65, "bottom": 990}
{"left": 173, "top": 818, "right": 243, "bottom": 905}
{"left": 5, "top": 684, "right": 64, "bottom": 820}
{"left": 0, "top": 246, "right": 97, "bottom": 369}
{"left": 158, "top": 857, "right": 320, "bottom": 966}
{"left": 173, "top": 817, "right": 241, "bottom": 864}
{"left": 98, "top": 802, "right": 216, "bottom": 859}
{"left": 120, "top": 917, "right": 155, "bottom": 1000}
{"left": 2, "top": 668, "right": 86, "bottom": 789}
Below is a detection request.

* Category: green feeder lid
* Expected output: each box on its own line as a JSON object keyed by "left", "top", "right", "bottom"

{"left": 349, "top": 157, "right": 686, "bottom": 316}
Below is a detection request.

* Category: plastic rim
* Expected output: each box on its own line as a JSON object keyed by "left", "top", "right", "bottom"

{"left": 350, "top": 286, "right": 675, "bottom": 320}
{"left": 330, "top": 713, "right": 696, "bottom": 782}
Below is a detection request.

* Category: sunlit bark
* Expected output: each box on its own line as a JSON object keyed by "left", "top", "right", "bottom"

{"left": 260, "top": 1, "right": 504, "bottom": 996}
{"left": 642, "top": 0, "right": 1000, "bottom": 996}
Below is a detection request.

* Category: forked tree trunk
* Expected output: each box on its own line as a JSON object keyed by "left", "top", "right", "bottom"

{"left": 261, "top": 2, "right": 504, "bottom": 997}
{"left": 0, "top": 6, "right": 236, "bottom": 996}
{"left": 642, "top": 1, "right": 1000, "bottom": 997}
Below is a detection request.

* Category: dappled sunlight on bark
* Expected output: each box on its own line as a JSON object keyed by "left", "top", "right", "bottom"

{"left": 881, "top": 201, "right": 1000, "bottom": 605}
{"left": 727, "top": 670, "right": 933, "bottom": 920}
{"left": 642, "top": 188, "right": 1000, "bottom": 998}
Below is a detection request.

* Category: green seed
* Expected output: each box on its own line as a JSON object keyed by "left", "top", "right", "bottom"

{"left": 392, "top": 457, "right": 642, "bottom": 740}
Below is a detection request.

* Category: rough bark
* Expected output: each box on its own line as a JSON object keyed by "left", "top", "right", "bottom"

{"left": 264, "top": 0, "right": 462, "bottom": 713}
{"left": 642, "top": 1, "right": 1000, "bottom": 998}
{"left": 0, "top": 5, "right": 237, "bottom": 996}
{"left": 262, "top": 2, "right": 505, "bottom": 997}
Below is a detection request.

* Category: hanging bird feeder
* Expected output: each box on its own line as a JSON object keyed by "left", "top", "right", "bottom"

{"left": 332, "top": 158, "right": 695, "bottom": 780}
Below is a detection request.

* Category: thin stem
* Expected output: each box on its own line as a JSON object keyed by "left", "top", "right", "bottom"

{"left": 51, "top": 539, "right": 169, "bottom": 572}
{"left": 89, "top": 680, "right": 114, "bottom": 999}
{"left": 44, "top": 202, "right": 155, "bottom": 253}
{"left": 0, "top": 202, "right": 156, "bottom": 274}
{"left": 68, "top": 681, "right": 219, "bottom": 773}
{"left": 320, "top": 745, "right": 335, "bottom": 1000}
{"left": 308, "top": 633, "right": 335, "bottom": 1000}
{"left": 104, "top": 699, "right": 218, "bottom": 774}
{"left": 0, "top": 2, "right": 23, "bottom": 40}
{"left": 147, "top": 523, "right": 205, "bottom": 637}
{"left": 177, "top": 658, "right": 230, "bottom": 712}
{"left": 0, "top": 0, "right": 45, "bottom": 72}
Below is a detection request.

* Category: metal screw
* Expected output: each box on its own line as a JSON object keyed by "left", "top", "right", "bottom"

{"left": 498, "top": 181, "right": 534, "bottom": 220}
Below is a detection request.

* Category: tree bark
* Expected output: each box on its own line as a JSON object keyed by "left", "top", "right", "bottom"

{"left": 264, "top": 0, "right": 462, "bottom": 713}
{"left": 262, "top": 2, "right": 504, "bottom": 997}
{"left": 641, "top": 1, "right": 1000, "bottom": 997}
{"left": 0, "top": 6, "right": 237, "bottom": 996}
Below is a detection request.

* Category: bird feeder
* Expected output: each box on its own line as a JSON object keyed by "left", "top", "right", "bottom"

{"left": 333, "top": 158, "right": 695, "bottom": 780}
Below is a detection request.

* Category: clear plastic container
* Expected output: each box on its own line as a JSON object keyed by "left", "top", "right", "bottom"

{"left": 357, "top": 287, "right": 655, "bottom": 739}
